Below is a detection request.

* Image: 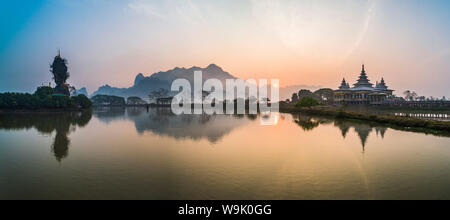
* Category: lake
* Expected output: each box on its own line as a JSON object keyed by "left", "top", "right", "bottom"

{"left": 1, "top": 107, "right": 450, "bottom": 200}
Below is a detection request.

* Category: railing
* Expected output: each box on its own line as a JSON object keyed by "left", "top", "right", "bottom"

{"left": 394, "top": 112, "right": 449, "bottom": 119}
{"left": 379, "top": 101, "right": 450, "bottom": 108}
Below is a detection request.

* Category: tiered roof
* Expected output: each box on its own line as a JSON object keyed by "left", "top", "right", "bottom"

{"left": 353, "top": 64, "right": 373, "bottom": 88}
{"left": 337, "top": 65, "right": 393, "bottom": 92}
{"left": 339, "top": 78, "right": 350, "bottom": 90}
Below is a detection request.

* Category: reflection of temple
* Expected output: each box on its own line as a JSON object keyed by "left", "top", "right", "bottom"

{"left": 334, "top": 120, "right": 388, "bottom": 153}
{"left": 353, "top": 125, "right": 373, "bottom": 152}
{"left": 334, "top": 65, "right": 394, "bottom": 104}
{"left": 375, "top": 127, "right": 387, "bottom": 139}
{"left": 0, "top": 112, "right": 92, "bottom": 161}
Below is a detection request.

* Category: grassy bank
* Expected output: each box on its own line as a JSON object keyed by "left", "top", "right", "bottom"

{"left": 280, "top": 104, "right": 450, "bottom": 135}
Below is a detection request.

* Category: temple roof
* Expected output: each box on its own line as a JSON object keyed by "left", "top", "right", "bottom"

{"left": 353, "top": 64, "right": 374, "bottom": 88}
{"left": 339, "top": 78, "right": 350, "bottom": 90}
{"left": 336, "top": 65, "right": 393, "bottom": 92}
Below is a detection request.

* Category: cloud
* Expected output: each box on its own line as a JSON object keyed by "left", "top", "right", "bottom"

{"left": 343, "top": 0, "right": 378, "bottom": 61}
{"left": 127, "top": 0, "right": 205, "bottom": 24}
{"left": 128, "top": 0, "right": 167, "bottom": 19}
{"left": 250, "top": 0, "right": 376, "bottom": 60}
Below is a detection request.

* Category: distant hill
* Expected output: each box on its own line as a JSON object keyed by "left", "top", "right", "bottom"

{"left": 91, "top": 64, "right": 319, "bottom": 101}
{"left": 91, "top": 64, "right": 236, "bottom": 100}
{"left": 73, "top": 87, "right": 89, "bottom": 96}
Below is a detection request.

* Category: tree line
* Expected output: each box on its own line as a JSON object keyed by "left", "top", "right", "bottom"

{"left": 0, "top": 86, "right": 91, "bottom": 110}
{"left": 403, "top": 90, "right": 447, "bottom": 102}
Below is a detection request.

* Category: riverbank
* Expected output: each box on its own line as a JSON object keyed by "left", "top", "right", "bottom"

{"left": 0, "top": 108, "right": 91, "bottom": 114}
{"left": 280, "top": 104, "right": 450, "bottom": 135}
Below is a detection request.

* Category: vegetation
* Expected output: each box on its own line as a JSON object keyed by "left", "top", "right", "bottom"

{"left": 127, "top": 96, "right": 147, "bottom": 105}
{"left": 149, "top": 88, "right": 170, "bottom": 103}
{"left": 403, "top": 90, "right": 447, "bottom": 101}
{"left": 295, "top": 97, "right": 321, "bottom": 108}
{"left": 0, "top": 86, "right": 91, "bottom": 110}
{"left": 289, "top": 88, "right": 334, "bottom": 104}
{"left": 313, "top": 88, "right": 334, "bottom": 102}
{"left": 91, "top": 95, "right": 126, "bottom": 106}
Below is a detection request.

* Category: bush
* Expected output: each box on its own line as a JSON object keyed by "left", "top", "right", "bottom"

{"left": 0, "top": 87, "right": 92, "bottom": 110}
{"left": 34, "top": 86, "right": 54, "bottom": 99}
{"left": 72, "top": 94, "right": 92, "bottom": 108}
{"left": 296, "top": 97, "right": 321, "bottom": 108}
{"left": 91, "top": 95, "right": 126, "bottom": 106}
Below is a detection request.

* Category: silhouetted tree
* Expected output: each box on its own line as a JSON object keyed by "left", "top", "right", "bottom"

{"left": 291, "top": 93, "right": 299, "bottom": 103}
{"left": 295, "top": 97, "right": 321, "bottom": 108}
{"left": 314, "top": 88, "right": 334, "bottom": 102}
{"left": 404, "top": 90, "right": 418, "bottom": 101}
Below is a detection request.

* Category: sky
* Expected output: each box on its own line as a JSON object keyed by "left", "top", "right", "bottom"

{"left": 0, "top": 0, "right": 449, "bottom": 98}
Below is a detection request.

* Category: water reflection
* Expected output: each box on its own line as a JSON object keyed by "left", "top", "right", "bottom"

{"left": 0, "top": 111, "right": 92, "bottom": 161}
{"left": 292, "top": 113, "right": 390, "bottom": 153}
{"left": 93, "top": 107, "right": 252, "bottom": 143}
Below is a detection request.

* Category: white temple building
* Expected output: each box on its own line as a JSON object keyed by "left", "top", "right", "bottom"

{"left": 334, "top": 65, "right": 394, "bottom": 104}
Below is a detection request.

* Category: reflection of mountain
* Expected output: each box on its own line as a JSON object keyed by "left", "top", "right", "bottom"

{"left": 0, "top": 111, "right": 92, "bottom": 161}
{"left": 93, "top": 107, "right": 251, "bottom": 143}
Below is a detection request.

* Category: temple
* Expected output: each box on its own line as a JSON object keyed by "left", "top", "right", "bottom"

{"left": 334, "top": 65, "right": 394, "bottom": 104}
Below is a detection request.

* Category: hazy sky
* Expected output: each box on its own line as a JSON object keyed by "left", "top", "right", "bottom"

{"left": 0, "top": 0, "right": 449, "bottom": 97}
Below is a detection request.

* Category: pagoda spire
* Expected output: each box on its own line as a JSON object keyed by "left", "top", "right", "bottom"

{"left": 339, "top": 78, "right": 350, "bottom": 90}
{"left": 353, "top": 64, "right": 373, "bottom": 88}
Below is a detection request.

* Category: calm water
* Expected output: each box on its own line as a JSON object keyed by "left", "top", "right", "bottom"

{"left": 1, "top": 107, "right": 450, "bottom": 200}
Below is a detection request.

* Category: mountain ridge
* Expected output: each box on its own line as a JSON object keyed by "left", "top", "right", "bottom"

{"left": 91, "top": 64, "right": 237, "bottom": 99}
{"left": 91, "top": 64, "right": 321, "bottom": 101}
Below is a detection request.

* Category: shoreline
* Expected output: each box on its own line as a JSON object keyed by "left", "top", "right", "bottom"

{"left": 0, "top": 108, "right": 91, "bottom": 114}
{"left": 280, "top": 104, "right": 450, "bottom": 135}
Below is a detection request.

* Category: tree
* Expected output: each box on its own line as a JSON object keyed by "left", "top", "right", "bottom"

{"left": 0, "top": 87, "right": 91, "bottom": 110}
{"left": 149, "top": 88, "right": 169, "bottom": 103}
{"left": 72, "top": 95, "right": 92, "bottom": 108}
{"left": 91, "top": 95, "right": 126, "bottom": 106}
{"left": 295, "top": 97, "right": 321, "bottom": 108}
{"left": 127, "top": 96, "right": 147, "bottom": 105}
{"left": 404, "top": 90, "right": 418, "bottom": 101}
{"left": 314, "top": 88, "right": 334, "bottom": 102}
{"left": 291, "top": 93, "right": 299, "bottom": 103}
{"left": 298, "top": 89, "right": 316, "bottom": 99}
{"left": 34, "top": 86, "right": 54, "bottom": 99}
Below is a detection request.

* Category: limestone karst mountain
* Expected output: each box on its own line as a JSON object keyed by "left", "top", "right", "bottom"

{"left": 91, "top": 64, "right": 236, "bottom": 99}
{"left": 91, "top": 64, "right": 317, "bottom": 101}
